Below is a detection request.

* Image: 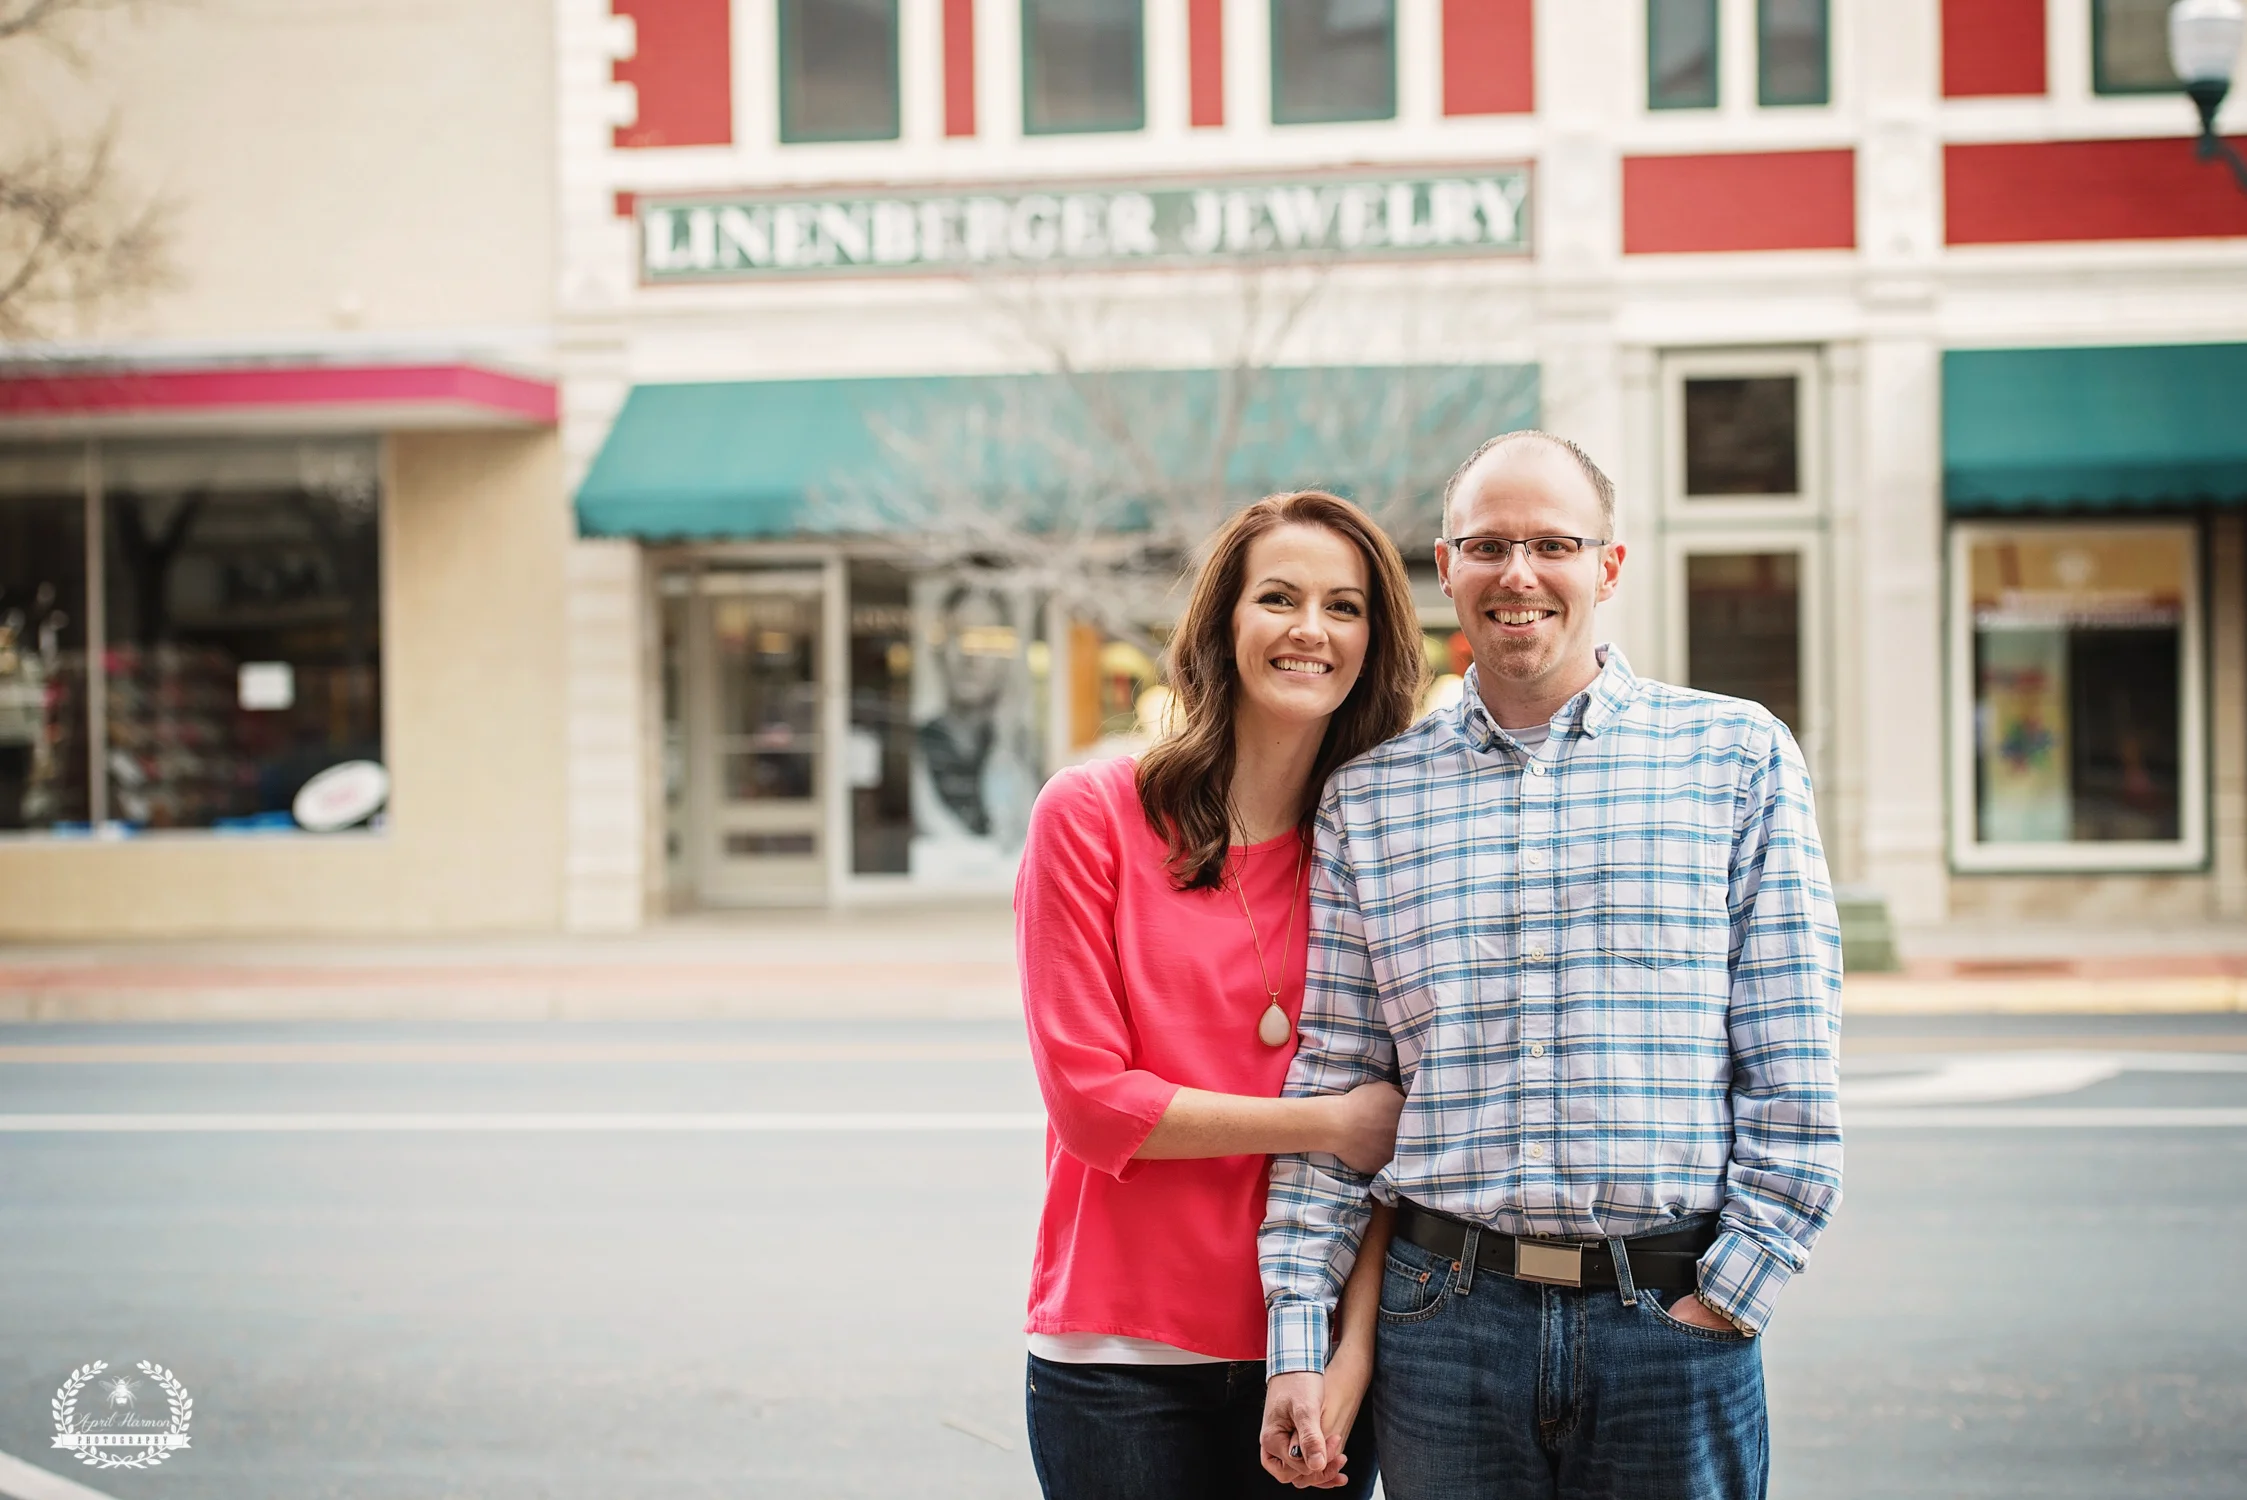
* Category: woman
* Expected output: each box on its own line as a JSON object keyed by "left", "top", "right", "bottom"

{"left": 1017, "top": 491, "right": 1425, "bottom": 1499}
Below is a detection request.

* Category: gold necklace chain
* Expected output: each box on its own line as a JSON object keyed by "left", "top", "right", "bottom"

{"left": 1230, "top": 832, "right": 1306, "bottom": 1008}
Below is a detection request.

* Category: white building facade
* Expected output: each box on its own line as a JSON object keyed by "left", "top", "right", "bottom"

{"left": 558, "top": 0, "right": 2247, "bottom": 933}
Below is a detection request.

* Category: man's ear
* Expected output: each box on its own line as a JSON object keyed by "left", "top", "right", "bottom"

{"left": 1433, "top": 540, "right": 1453, "bottom": 597}
{"left": 1596, "top": 541, "right": 1626, "bottom": 604}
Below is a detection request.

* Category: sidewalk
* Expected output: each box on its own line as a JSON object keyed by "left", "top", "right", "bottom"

{"left": 0, "top": 907, "right": 2242, "bottom": 1022}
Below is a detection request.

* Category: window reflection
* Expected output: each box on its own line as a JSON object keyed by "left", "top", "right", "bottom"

{"left": 1758, "top": 0, "right": 1828, "bottom": 106}
{"left": 1686, "top": 552, "right": 1802, "bottom": 732}
{"left": 0, "top": 451, "right": 89, "bottom": 830}
{"left": 780, "top": 0, "right": 900, "bottom": 141}
{"left": 1969, "top": 529, "right": 2187, "bottom": 846}
{"left": 1024, "top": 0, "right": 1144, "bottom": 133}
{"left": 1648, "top": 0, "right": 1719, "bottom": 109}
{"left": 2093, "top": 0, "right": 2178, "bottom": 94}
{"left": 101, "top": 442, "right": 382, "bottom": 831}
{"left": 1684, "top": 376, "right": 1800, "bottom": 498}
{"left": 1272, "top": 0, "right": 1396, "bottom": 124}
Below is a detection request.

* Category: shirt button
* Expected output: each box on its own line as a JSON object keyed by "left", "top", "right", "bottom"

{"left": 1526, "top": 851, "right": 1547, "bottom": 869}
{"left": 1526, "top": 1142, "right": 1546, "bottom": 1161}
{"left": 1530, "top": 1042, "right": 1547, "bottom": 1058}
{"left": 1528, "top": 763, "right": 1545, "bottom": 777}
{"left": 1526, "top": 944, "right": 1546, "bottom": 961}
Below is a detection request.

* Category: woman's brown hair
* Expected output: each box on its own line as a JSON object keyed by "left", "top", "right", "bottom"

{"left": 1135, "top": 490, "right": 1424, "bottom": 890}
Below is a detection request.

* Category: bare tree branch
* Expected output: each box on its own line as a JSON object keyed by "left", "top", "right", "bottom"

{"left": 811, "top": 264, "right": 1536, "bottom": 665}
{"left": 0, "top": 126, "right": 173, "bottom": 341}
{"left": 0, "top": 0, "right": 175, "bottom": 340}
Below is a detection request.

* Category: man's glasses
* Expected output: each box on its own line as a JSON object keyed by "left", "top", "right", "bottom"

{"left": 1440, "top": 535, "right": 1610, "bottom": 567}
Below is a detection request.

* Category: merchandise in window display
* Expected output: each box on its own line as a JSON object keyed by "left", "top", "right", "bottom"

{"left": 1967, "top": 530, "right": 2186, "bottom": 847}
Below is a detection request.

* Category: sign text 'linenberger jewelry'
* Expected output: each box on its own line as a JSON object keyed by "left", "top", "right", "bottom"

{"left": 638, "top": 168, "right": 1533, "bottom": 282}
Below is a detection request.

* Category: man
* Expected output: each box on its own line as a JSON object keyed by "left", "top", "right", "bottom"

{"left": 1258, "top": 431, "right": 1842, "bottom": 1499}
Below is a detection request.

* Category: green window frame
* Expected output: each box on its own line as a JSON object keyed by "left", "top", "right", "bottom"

{"left": 2092, "top": 0, "right": 2180, "bottom": 95}
{"left": 1757, "top": 0, "right": 1830, "bottom": 106}
{"left": 1021, "top": 0, "right": 1147, "bottom": 135}
{"left": 1270, "top": 0, "right": 1398, "bottom": 126}
{"left": 778, "top": 0, "right": 901, "bottom": 144}
{"left": 1648, "top": 0, "right": 1720, "bottom": 110}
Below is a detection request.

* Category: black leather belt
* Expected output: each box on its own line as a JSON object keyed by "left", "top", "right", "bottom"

{"left": 1395, "top": 1201, "right": 1715, "bottom": 1293}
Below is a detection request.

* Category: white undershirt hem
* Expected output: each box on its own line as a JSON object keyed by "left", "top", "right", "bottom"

{"left": 1026, "top": 1332, "right": 1228, "bottom": 1366}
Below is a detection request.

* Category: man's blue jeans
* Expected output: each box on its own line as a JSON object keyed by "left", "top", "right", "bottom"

{"left": 1372, "top": 1232, "right": 1767, "bottom": 1500}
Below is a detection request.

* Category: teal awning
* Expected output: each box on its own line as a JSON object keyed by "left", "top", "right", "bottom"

{"left": 1944, "top": 344, "right": 2247, "bottom": 512}
{"left": 575, "top": 365, "right": 1538, "bottom": 539}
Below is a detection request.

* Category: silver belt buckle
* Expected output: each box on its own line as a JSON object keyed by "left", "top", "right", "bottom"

{"left": 1514, "top": 1239, "right": 1584, "bottom": 1287}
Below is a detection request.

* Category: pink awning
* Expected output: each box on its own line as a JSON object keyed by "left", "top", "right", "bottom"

{"left": 0, "top": 362, "right": 558, "bottom": 435}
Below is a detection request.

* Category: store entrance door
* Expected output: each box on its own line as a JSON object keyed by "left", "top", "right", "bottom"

{"left": 685, "top": 568, "right": 829, "bottom": 904}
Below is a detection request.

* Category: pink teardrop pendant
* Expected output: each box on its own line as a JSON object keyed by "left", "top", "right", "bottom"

{"left": 1257, "top": 1001, "right": 1292, "bottom": 1047}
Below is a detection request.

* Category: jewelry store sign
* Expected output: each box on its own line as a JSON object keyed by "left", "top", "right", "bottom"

{"left": 638, "top": 167, "right": 1531, "bottom": 282}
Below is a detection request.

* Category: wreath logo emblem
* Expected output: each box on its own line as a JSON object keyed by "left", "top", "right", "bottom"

{"left": 50, "top": 1361, "right": 194, "bottom": 1470}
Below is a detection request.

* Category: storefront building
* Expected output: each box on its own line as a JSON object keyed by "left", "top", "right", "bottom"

{"left": 3, "top": 1, "right": 2241, "bottom": 940}
{"left": 560, "top": 0, "right": 2247, "bottom": 931}
{"left": 0, "top": 1, "right": 569, "bottom": 936}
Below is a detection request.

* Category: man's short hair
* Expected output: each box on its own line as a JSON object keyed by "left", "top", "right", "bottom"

{"left": 1441, "top": 429, "right": 1617, "bottom": 539}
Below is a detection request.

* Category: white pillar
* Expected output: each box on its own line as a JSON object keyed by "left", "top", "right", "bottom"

{"left": 565, "top": 539, "right": 650, "bottom": 931}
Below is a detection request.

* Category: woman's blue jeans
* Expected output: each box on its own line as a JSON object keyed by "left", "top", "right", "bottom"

{"left": 1372, "top": 1233, "right": 1768, "bottom": 1500}
{"left": 1025, "top": 1354, "right": 1379, "bottom": 1500}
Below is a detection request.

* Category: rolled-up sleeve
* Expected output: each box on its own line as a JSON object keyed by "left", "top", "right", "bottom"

{"left": 1260, "top": 790, "right": 1395, "bottom": 1374}
{"left": 1699, "top": 721, "right": 1844, "bottom": 1335}
{"left": 1016, "top": 767, "right": 1179, "bottom": 1180}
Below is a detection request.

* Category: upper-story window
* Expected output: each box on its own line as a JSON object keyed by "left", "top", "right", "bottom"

{"left": 1023, "top": 0, "right": 1145, "bottom": 134}
{"left": 1648, "top": 0, "right": 1830, "bottom": 110}
{"left": 1757, "top": 0, "right": 1828, "bottom": 105}
{"left": 1648, "top": 0, "right": 1719, "bottom": 109}
{"left": 2093, "top": 0, "right": 2179, "bottom": 93}
{"left": 1271, "top": 0, "right": 1397, "bottom": 125}
{"left": 779, "top": 0, "right": 900, "bottom": 143}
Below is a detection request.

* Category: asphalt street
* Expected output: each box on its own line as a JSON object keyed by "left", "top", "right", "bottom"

{"left": 0, "top": 1014, "right": 2242, "bottom": 1500}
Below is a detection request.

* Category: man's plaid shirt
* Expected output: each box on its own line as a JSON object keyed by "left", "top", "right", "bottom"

{"left": 1260, "top": 648, "right": 1843, "bottom": 1372}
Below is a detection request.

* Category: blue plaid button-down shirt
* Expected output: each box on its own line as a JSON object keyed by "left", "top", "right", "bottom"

{"left": 1260, "top": 648, "right": 1843, "bottom": 1372}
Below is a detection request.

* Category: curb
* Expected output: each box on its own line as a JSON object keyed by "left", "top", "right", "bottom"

{"left": 1841, "top": 974, "right": 2247, "bottom": 1015}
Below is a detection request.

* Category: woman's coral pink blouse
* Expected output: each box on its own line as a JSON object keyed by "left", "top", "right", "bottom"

{"left": 1016, "top": 755, "right": 1310, "bottom": 1361}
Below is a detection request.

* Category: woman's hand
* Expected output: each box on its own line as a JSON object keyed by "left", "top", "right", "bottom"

{"left": 1322, "top": 1081, "right": 1405, "bottom": 1174}
{"left": 1295, "top": 1338, "right": 1373, "bottom": 1489}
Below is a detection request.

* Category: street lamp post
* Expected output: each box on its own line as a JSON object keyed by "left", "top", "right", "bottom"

{"left": 2171, "top": 0, "right": 2247, "bottom": 193}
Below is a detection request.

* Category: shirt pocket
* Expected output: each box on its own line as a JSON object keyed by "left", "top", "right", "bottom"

{"left": 1578, "top": 833, "right": 1733, "bottom": 981}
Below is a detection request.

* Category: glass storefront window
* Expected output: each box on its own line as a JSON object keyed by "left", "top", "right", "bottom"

{"left": 100, "top": 442, "right": 383, "bottom": 831}
{"left": 849, "top": 561, "right": 914, "bottom": 875}
{"left": 0, "top": 449, "right": 90, "bottom": 831}
{"left": 1271, "top": 0, "right": 1396, "bottom": 125}
{"left": 1023, "top": 0, "right": 1145, "bottom": 134}
{"left": 1951, "top": 523, "right": 2204, "bottom": 870}
{"left": 1648, "top": 0, "right": 1719, "bottom": 109}
{"left": 779, "top": 0, "right": 901, "bottom": 142}
{"left": 0, "top": 439, "right": 383, "bottom": 836}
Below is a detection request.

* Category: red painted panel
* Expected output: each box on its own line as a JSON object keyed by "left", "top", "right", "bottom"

{"left": 613, "top": 0, "right": 734, "bottom": 150}
{"left": 944, "top": 0, "right": 977, "bottom": 137}
{"left": 1947, "top": 138, "right": 2247, "bottom": 244}
{"left": 1623, "top": 150, "right": 1857, "bottom": 254}
{"left": 1941, "top": 0, "right": 2047, "bottom": 98}
{"left": 1443, "top": 0, "right": 1534, "bottom": 116}
{"left": 1189, "top": 0, "right": 1224, "bottom": 128}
